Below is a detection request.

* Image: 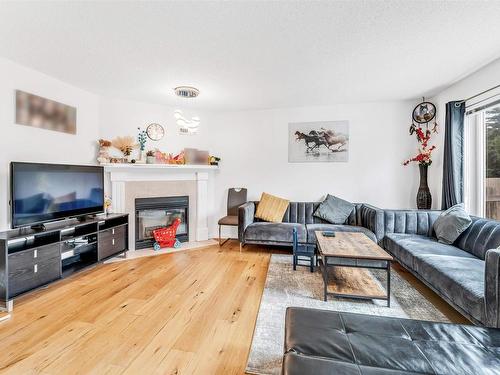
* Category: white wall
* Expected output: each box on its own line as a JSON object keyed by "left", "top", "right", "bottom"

{"left": 208, "top": 102, "right": 419, "bottom": 238}
{"left": 98, "top": 97, "right": 212, "bottom": 157}
{"left": 0, "top": 57, "right": 100, "bottom": 230}
{"left": 430, "top": 57, "right": 500, "bottom": 209}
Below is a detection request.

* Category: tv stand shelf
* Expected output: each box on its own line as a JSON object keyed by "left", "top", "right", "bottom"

{"left": 0, "top": 213, "right": 128, "bottom": 312}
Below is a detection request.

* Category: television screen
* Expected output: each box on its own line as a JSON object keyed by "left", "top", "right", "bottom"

{"left": 11, "top": 162, "right": 104, "bottom": 228}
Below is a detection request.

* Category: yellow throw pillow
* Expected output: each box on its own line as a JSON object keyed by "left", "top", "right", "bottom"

{"left": 255, "top": 192, "right": 290, "bottom": 223}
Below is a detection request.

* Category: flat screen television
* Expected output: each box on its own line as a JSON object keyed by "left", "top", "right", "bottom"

{"left": 10, "top": 162, "right": 104, "bottom": 228}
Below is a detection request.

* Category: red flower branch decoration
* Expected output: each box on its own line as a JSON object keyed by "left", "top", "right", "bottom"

{"left": 404, "top": 126, "right": 436, "bottom": 166}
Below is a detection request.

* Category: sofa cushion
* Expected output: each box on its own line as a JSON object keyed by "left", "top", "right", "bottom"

{"left": 414, "top": 255, "right": 485, "bottom": 323}
{"left": 283, "top": 308, "right": 500, "bottom": 375}
{"left": 217, "top": 215, "right": 238, "bottom": 226}
{"left": 282, "top": 202, "right": 318, "bottom": 224}
{"left": 282, "top": 352, "right": 361, "bottom": 375}
{"left": 383, "top": 233, "right": 475, "bottom": 269}
{"left": 313, "top": 195, "right": 355, "bottom": 225}
{"left": 433, "top": 203, "right": 472, "bottom": 245}
{"left": 455, "top": 216, "right": 500, "bottom": 260}
{"left": 285, "top": 307, "right": 355, "bottom": 362}
{"left": 276, "top": 201, "right": 362, "bottom": 225}
{"left": 306, "top": 224, "right": 377, "bottom": 244}
{"left": 244, "top": 222, "right": 306, "bottom": 243}
{"left": 254, "top": 192, "right": 290, "bottom": 223}
{"left": 383, "top": 210, "right": 441, "bottom": 237}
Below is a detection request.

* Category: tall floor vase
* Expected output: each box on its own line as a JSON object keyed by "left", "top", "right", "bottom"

{"left": 417, "top": 164, "right": 432, "bottom": 209}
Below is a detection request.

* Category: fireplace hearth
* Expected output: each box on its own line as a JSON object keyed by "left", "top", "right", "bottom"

{"left": 135, "top": 196, "right": 189, "bottom": 249}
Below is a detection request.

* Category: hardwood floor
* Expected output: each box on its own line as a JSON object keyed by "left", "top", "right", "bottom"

{"left": 0, "top": 240, "right": 467, "bottom": 374}
{"left": 0, "top": 241, "right": 270, "bottom": 375}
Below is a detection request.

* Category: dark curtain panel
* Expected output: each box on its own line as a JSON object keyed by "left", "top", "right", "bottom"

{"left": 441, "top": 101, "right": 465, "bottom": 209}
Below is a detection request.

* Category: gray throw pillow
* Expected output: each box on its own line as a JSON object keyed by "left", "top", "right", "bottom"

{"left": 433, "top": 203, "right": 472, "bottom": 244}
{"left": 313, "top": 195, "right": 354, "bottom": 224}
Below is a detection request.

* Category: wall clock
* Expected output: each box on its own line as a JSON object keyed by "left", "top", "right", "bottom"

{"left": 146, "top": 123, "right": 165, "bottom": 141}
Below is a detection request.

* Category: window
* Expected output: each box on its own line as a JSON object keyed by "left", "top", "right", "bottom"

{"left": 485, "top": 105, "right": 500, "bottom": 220}
{"left": 465, "top": 101, "right": 500, "bottom": 220}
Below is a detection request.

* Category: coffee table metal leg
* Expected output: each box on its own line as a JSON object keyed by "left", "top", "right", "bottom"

{"left": 387, "top": 261, "right": 391, "bottom": 307}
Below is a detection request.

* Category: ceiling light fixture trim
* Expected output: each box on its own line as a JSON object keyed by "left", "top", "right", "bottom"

{"left": 174, "top": 86, "right": 200, "bottom": 98}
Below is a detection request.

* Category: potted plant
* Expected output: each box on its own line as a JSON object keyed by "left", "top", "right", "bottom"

{"left": 404, "top": 127, "right": 437, "bottom": 209}
{"left": 146, "top": 150, "right": 156, "bottom": 164}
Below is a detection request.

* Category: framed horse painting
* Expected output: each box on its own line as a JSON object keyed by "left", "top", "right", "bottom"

{"left": 288, "top": 120, "right": 349, "bottom": 162}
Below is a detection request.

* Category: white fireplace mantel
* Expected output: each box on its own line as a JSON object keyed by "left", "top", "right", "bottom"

{"left": 102, "top": 163, "right": 218, "bottom": 171}
{"left": 103, "top": 163, "right": 218, "bottom": 250}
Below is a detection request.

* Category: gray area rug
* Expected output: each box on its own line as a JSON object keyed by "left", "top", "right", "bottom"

{"left": 246, "top": 254, "right": 450, "bottom": 375}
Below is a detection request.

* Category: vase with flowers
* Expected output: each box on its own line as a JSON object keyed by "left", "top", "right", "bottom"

{"left": 112, "top": 136, "right": 137, "bottom": 163}
{"left": 404, "top": 126, "right": 437, "bottom": 209}
{"left": 137, "top": 127, "right": 147, "bottom": 161}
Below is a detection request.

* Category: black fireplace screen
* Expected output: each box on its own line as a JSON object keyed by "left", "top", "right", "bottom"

{"left": 135, "top": 196, "right": 189, "bottom": 249}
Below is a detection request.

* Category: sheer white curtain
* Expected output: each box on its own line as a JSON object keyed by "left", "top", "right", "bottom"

{"left": 464, "top": 87, "right": 500, "bottom": 218}
{"left": 463, "top": 112, "right": 484, "bottom": 216}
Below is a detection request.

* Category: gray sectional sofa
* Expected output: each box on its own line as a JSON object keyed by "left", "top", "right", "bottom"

{"left": 238, "top": 201, "right": 384, "bottom": 247}
{"left": 238, "top": 200, "right": 500, "bottom": 328}
{"left": 383, "top": 209, "right": 500, "bottom": 328}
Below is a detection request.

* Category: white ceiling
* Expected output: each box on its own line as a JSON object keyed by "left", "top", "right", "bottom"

{"left": 1, "top": 1, "right": 500, "bottom": 111}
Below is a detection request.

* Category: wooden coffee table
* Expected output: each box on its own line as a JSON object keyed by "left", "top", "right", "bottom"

{"left": 315, "top": 231, "right": 393, "bottom": 306}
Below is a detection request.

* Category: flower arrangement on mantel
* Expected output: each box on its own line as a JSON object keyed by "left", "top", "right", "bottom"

{"left": 403, "top": 126, "right": 436, "bottom": 166}
{"left": 112, "top": 136, "right": 137, "bottom": 157}
{"left": 97, "top": 137, "right": 219, "bottom": 167}
{"left": 137, "top": 127, "right": 147, "bottom": 152}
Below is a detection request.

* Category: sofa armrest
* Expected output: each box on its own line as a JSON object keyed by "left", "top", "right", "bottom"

{"left": 238, "top": 202, "right": 255, "bottom": 242}
{"left": 359, "top": 204, "right": 384, "bottom": 243}
{"left": 485, "top": 248, "right": 500, "bottom": 328}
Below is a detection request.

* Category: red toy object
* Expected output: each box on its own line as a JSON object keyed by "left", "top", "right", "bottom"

{"left": 152, "top": 218, "right": 182, "bottom": 250}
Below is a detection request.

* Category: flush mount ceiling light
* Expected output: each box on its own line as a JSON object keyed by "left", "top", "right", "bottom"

{"left": 174, "top": 86, "right": 200, "bottom": 98}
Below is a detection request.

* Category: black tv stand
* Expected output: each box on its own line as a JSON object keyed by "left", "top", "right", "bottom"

{"left": 76, "top": 214, "right": 97, "bottom": 222}
{"left": 30, "top": 223, "right": 46, "bottom": 231}
{"left": 0, "top": 213, "right": 129, "bottom": 313}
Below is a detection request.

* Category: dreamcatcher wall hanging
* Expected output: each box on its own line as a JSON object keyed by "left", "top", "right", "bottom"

{"left": 409, "top": 98, "right": 438, "bottom": 135}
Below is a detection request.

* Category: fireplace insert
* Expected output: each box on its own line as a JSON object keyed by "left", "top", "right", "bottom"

{"left": 135, "top": 196, "right": 188, "bottom": 249}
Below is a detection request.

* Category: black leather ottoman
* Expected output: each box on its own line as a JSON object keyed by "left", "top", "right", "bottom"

{"left": 283, "top": 307, "right": 500, "bottom": 375}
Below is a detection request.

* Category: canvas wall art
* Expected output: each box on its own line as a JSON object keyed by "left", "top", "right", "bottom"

{"left": 15, "top": 90, "right": 77, "bottom": 134}
{"left": 288, "top": 121, "right": 349, "bottom": 162}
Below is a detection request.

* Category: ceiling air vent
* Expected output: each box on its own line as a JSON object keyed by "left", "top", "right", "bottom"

{"left": 174, "top": 86, "right": 200, "bottom": 98}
